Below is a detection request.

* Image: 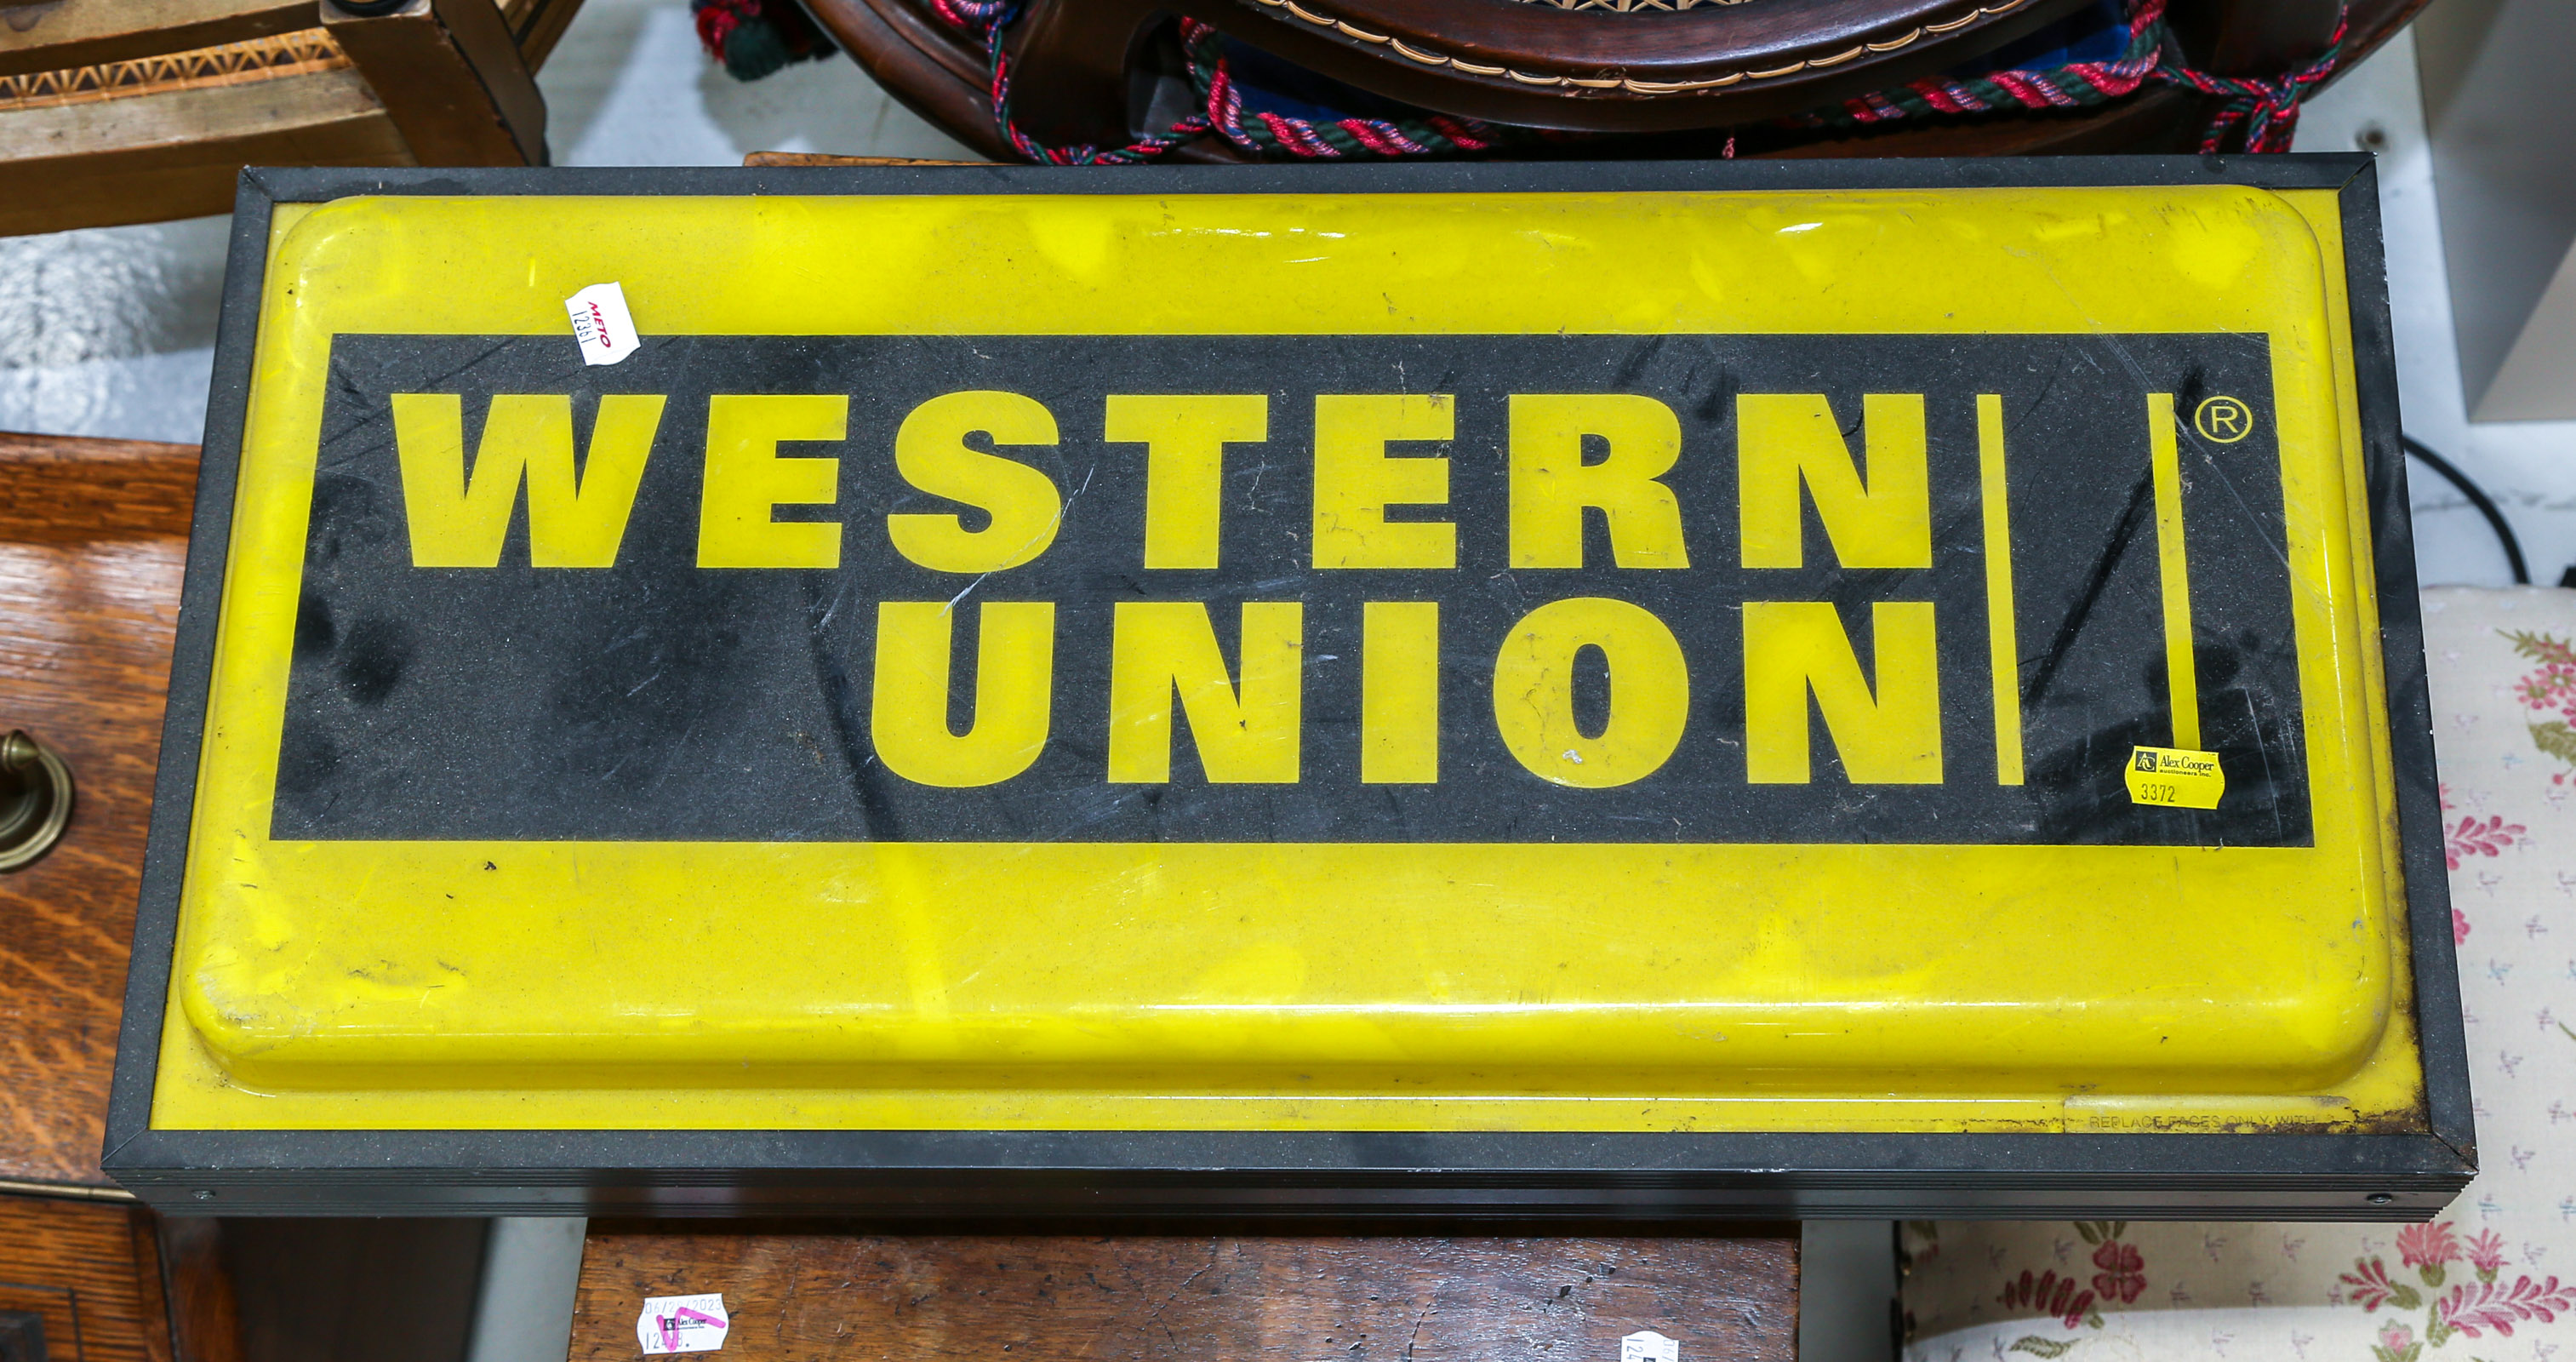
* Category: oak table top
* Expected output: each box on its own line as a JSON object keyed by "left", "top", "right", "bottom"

{"left": 0, "top": 429, "right": 197, "bottom": 1192}
{"left": 571, "top": 1225, "right": 1797, "bottom": 1362}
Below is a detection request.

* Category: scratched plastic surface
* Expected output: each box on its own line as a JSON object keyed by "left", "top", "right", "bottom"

{"left": 152, "top": 186, "right": 2426, "bottom": 1136}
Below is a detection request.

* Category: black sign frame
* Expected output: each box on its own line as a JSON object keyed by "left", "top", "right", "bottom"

{"left": 103, "top": 156, "right": 2471, "bottom": 1221}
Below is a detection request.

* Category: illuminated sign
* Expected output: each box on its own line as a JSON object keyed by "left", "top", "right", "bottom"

{"left": 107, "top": 160, "right": 2470, "bottom": 1219}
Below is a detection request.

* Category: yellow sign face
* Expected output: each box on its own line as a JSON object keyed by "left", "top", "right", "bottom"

{"left": 144, "top": 177, "right": 2429, "bottom": 1146}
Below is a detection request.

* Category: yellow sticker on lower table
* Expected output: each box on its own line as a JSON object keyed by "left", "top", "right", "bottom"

{"left": 2128, "top": 747, "right": 2227, "bottom": 810}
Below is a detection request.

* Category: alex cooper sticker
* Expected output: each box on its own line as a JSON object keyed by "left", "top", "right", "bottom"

{"left": 2127, "top": 746, "right": 2226, "bottom": 810}
{"left": 277, "top": 332, "right": 2303, "bottom": 846}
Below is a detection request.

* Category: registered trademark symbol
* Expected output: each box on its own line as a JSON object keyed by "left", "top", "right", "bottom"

{"left": 2194, "top": 395, "right": 2253, "bottom": 444}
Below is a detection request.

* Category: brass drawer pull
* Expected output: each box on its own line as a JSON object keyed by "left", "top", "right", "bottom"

{"left": 0, "top": 730, "right": 73, "bottom": 872}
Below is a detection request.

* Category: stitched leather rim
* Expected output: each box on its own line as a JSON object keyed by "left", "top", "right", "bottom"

{"left": 1244, "top": 0, "right": 2036, "bottom": 96}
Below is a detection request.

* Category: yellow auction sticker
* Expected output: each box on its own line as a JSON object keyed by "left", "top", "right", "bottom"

{"left": 2127, "top": 747, "right": 2226, "bottom": 810}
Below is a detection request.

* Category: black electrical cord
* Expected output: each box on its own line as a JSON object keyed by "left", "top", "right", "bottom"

{"left": 2403, "top": 433, "right": 2529, "bottom": 586}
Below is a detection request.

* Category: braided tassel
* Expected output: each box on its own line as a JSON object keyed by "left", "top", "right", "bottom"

{"left": 2152, "top": 4, "right": 2351, "bottom": 152}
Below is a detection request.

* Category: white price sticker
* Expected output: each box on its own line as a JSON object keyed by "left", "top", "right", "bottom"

{"left": 1619, "top": 1331, "right": 1679, "bottom": 1362}
{"left": 636, "top": 1293, "right": 728, "bottom": 1354}
{"left": 565, "top": 282, "right": 640, "bottom": 366}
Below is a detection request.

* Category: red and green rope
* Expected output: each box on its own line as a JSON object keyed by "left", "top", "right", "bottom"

{"left": 1824, "top": 0, "right": 2169, "bottom": 129}
{"left": 1183, "top": 20, "right": 1513, "bottom": 158}
{"left": 2154, "top": 3, "right": 2351, "bottom": 152}
{"left": 1823, "top": 0, "right": 2350, "bottom": 153}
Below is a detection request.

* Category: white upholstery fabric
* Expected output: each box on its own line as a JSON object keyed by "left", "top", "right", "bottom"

{"left": 1902, "top": 587, "right": 2576, "bottom": 1362}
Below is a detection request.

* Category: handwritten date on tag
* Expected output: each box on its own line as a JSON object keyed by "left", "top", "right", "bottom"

{"left": 636, "top": 1293, "right": 728, "bottom": 1354}
{"left": 2125, "top": 746, "right": 2225, "bottom": 810}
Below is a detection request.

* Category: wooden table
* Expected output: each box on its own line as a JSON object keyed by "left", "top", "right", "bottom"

{"left": 0, "top": 430, "right": 197, "bottom": 1198}
{"left": 571, "top": 1225, "right": 1796, "bottom": 1361}
{"left": 0, "top": 429, "right": 509, "bottom": 1362}
{"left": 0, "top": 431, "right": 242, "bottom": 1362}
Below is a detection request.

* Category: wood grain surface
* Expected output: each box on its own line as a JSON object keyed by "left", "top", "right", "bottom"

{"left": 0, "top": 66, "right": 417, "bottom": 238}
{"left": 0, "top": 0, "right": 317, "bottom": 78}
{"left": 572, "top": 1228, "right": 1796, "bottom": 1361}
{"left": 323, "top": 0, "right": 549, "bottom": 167}
{"left": 0, "top": 432, "right": 197, "bottom": 1189}
{"left": 156, "top": 1216, "right": 245, "bottom": 1362}
{"left": 0, "top": 1196, "right": 174, "bottom": 1362}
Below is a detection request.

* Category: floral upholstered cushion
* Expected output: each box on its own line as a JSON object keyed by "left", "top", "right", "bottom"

{"left": 1900, "top": 587, "right": 2576, "bottom": 1362}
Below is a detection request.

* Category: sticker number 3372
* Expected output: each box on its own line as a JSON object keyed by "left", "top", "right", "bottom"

{"left": 2126, "top": 746, "right": 2225, "bottom": 810}
{"left": 636, "top": 1293, "right": 728, "bottom": 1354}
